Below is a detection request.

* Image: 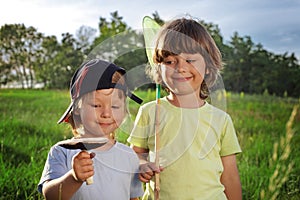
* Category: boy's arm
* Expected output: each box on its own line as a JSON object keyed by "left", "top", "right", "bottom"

{"left": 221, "top": 154, "right": 242, "bottom": 200}
{"left": 42, "top": 170, "right": 83, "bottom": 200}
{"left": 131, "top": 145, "right": 162, "bottom": 183}
{"left": 43, "top": 151, "right": 94, "bottom": 199}
{"left": 132, "top": 145, "right": 149, "bottom": 164}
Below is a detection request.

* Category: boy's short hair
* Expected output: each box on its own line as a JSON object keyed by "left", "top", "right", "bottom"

{"left": 58, "top": 59, "right": 142, "bottom": 124}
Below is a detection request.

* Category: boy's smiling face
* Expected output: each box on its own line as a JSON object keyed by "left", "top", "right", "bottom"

{"left": 160, "top": 53, "right": 207, "bottom": 96}
{"left": 78, "top": 89, "right": 126, "bottom": 138}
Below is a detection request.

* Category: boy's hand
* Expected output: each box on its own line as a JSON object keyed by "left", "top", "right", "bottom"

{"left": 139, "top": 162, "right": 163, "bottom": 183}
{"left": 72, "top": 151, "right": 96, "bottom": 182}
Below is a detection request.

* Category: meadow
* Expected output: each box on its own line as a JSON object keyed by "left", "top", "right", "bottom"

{"left": 0, "top": 89, "right": 299, "bottom": 199}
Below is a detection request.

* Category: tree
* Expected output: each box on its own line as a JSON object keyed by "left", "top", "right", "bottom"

{"left": 49, "top": 33, "right": 84, "bottom": 89}
{"left": 89, "top": 11, "right": 146, "bottom": 71}
{"left": 0, "top": 24, "right": 43, "bottom": 88}
{"left": 268, "top": 52, "right": 300, "bottom": 97}
{"left": 249, "top": 45, "right": 272, "bottom": 94}
{"left": 221, "top": 31, "right": 300, "bottom": 97}
{"left": 91, "top": 11, "right": 129, "bottom": 52}
{"left": 223, "top": 32, "right": 255, "bottom": 93}
{"left": 34, "top": 35, "right": 60, "bottom": 88}
{"left": 1, "top": 12, "right": 299, "bottom": 96}
{"left": 75, "top": 25, "right": 97, "bottom": 55}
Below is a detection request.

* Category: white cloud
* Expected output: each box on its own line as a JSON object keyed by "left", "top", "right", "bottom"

{"left": 0, "top": 0, "right": 299, "bottom": 58}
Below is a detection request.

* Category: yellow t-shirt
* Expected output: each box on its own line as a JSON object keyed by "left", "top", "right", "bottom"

{"left": 127, "top": 97, "right": 241, "bottom": 200}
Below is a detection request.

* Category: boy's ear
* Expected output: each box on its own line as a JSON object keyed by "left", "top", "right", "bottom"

{"left": 205, "top": 67, "right": 210, "bottom": 74}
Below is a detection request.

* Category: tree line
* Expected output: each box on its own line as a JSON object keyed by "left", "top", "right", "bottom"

{"left": 0, "top": 11, "right": 299, "bottom": 97}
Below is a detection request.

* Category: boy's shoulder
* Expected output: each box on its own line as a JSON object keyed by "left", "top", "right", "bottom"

{"left": 114, "top": 142, "right": 136, "bottom": 154}
{"left": 51, "top": 143, "right": 81, "bottom": 154}
{"left": 140, "top": 97, "right": 169, "bottom": 109}
{"left": 141, "top": 99, "right": 157, "bottom": 107}
{"left": 204, "top": 102, "right": 228, "bottom": 114}
{"left": 115, "top": 141, "right": 131, "bottom": 149}
{"left": 204, "top": 103, "right": 233, "bottom": 123}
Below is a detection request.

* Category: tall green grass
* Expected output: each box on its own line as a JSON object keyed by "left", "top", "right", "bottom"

{"left": 226, "top": 92, "right": 300, "bottom": 200}
{"left": 0, "top": 89, "right": 299, "bottom": 199}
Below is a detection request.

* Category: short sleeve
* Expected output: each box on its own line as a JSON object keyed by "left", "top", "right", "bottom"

{"left": 37, "top": 146, "right": 76, "bottom": 193}
{"left": 130, "top": 169, "right": 144, "bottom": 198}
{"left": 219, "top": 114, "right": 242, "bottom": 156}
{"left": 127, "top": 105, "right": 154, "bottom": 149}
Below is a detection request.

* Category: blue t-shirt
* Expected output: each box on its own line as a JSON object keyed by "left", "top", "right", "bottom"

{"left": 38, "top": 142, "right": 143, "bottom": 199}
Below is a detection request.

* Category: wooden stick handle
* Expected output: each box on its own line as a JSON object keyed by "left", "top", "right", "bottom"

{"left": 154, "top": 146, "right": 160, "bottom": 200}
{"left": 154, "top": 172, "right": 160, "bottom": 200}
{"left": 86, "top": 176, "right": 93, "bottom": 185}
{"left": 154, "top": 84, "right": 161, "bottom": 200}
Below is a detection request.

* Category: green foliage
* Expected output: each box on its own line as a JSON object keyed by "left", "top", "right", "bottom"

{"left": 1, "top": 12, "right": 300, "bottom": 97}
{"left": 87, "top": 11, "right": 147, "bottom": 73}
{"left": 48, "top": 33, "right": 84, "bottom": 89}
{"left": 0, "top": 24, "right": 43, "bottom": 89}
{"left": 222, "top": 32, "right": 300, "bottom": 97}
{"left": 0, "top": 89, "right": 299, "bottom": 199}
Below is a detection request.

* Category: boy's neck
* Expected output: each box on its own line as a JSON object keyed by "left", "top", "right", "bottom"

{"left": 94, "top": 138, "right": 116, "bottom": 151}
{"left": 166, "top": 93, "right": 205, "bottom": 108}
{"left": 80, "top": 133, "right": 116, "bottom": 151}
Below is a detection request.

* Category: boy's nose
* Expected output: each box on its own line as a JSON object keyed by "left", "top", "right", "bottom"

{"left": 100, "top": 108, "right": 111, "bottom": 118}
{"left": 175, "top": 58, "right": 187, "bottom": 72}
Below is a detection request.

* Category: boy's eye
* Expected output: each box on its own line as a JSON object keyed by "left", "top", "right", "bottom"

{"left": 91, "top": 104, "right": 100, "bottom": 108}
{"left": 89, "top": 103, "right": 121, "bottom": 109}
{"left": 186, "top": 59, "right": 196, "bottom": 63}
{"left": 163, "top": 60, "right": 176, "bottom": 65}
{"left": 112, "top": 105, "right": 121, "bottom": 109}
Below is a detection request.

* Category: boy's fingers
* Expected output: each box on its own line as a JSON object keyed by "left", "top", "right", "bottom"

{"left": 139, "top": 162, "right": 161, "bottom": 174}
{"left": 76, "top": 151, "right": 90, "bottom": 159}
{"left": 139, "top": 170, "right": 161, "bottom": 183}
{"left": 148, "top": 163, "right": 161, "bottom": 173}
{"left": 90, "top": 152, "right": 96, "bottom": 158}
{"left": 72, "top": 151, "right": 95, "bottom": 182}
{"left": 140, "top": 164, "right": 152, "bottom": 174}
{"left": 159, "top": 166, "right": 164, "bottom": 171}
{"left": 73, "top": 163, "right": 95, "bottom": 182}
{"left": 138, "top": 162, "right": 162, "bottom": 183}
{"left": 139, "top": 174, "right": 150, "bottom": 183}
{"left": 74, "top": 156, "right": 93, "bottom": 166}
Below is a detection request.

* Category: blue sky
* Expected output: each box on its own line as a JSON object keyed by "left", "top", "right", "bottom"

{"left": 1, "top": 0, "right": 299, "bottom": 59}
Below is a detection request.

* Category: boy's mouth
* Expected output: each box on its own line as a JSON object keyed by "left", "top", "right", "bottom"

{"left": 99, "top": 122, "right": 114, "bottom": 127}
{"left": 172, "top": 76, "right": 192, "bottom": 82}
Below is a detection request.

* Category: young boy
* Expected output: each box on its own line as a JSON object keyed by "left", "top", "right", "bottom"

{"left": 128, "top": 17, "right": 242, "bottom": 199}
{"left": 38, "top": 59, "right": 143, "bottom": 200}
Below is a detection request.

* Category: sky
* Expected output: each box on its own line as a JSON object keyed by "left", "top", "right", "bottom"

{"left": 1, "top": 0, "right": 300, "bottom": 59}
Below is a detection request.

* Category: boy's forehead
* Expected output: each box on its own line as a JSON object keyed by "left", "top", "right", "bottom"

{"left": 86, "top": 89, "right": 125, "bottom": 99}
{"left": 95, "top": 88, "right": 114, "bottom": 95}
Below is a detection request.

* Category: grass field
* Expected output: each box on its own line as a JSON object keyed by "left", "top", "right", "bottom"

{"left": 0, "top": 89, "right": 299, "bottom": 199}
